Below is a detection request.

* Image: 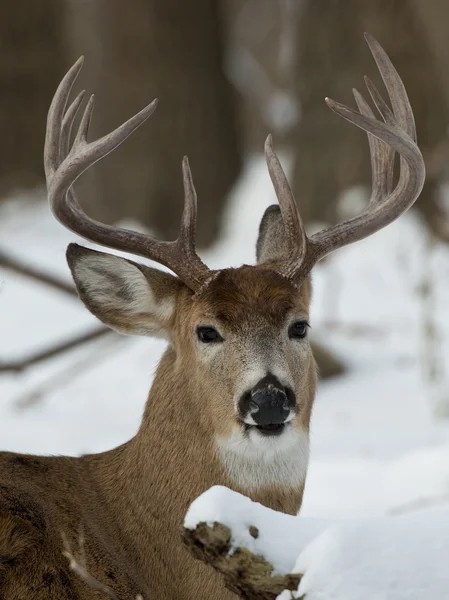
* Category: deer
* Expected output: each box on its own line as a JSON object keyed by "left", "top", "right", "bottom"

{"left": 0, "top": 33, "right": 424, "bottom": 600}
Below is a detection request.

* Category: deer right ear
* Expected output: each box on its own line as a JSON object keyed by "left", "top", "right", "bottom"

{"left": 256, "top": 205, "right": 289, "bottom": 265}
{"left": 66, "top": 244, "right": 184, "bottom": 338}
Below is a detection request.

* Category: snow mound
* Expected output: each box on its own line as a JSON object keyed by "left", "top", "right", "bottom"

{"left": 186, "top": 486, "right": 449, "bottom": 600}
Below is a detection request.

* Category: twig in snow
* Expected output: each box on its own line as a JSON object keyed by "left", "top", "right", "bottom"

{"left": 0, "top": 326, "right": 112, "bottom": 374}
{"left": 0, "top": 247, "right": 118, "bottom": 377}
{"left": 12, "top": 330, "right": 126, "bottom": 410}
{"left": 0, "top": 249, "right": 77, "bottom": 296}
{"left": 388, "top": 492, "right": 449, "bottom": 516}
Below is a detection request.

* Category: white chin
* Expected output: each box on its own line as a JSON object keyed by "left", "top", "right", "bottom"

{"left": 215, "top": 424, "right": 309, "bottom": 490}
{"left": 246, "top": 423, "right": 298, "bottom": 453}
{"left": 219, "top": 422, "right": 304, "bottom": 459}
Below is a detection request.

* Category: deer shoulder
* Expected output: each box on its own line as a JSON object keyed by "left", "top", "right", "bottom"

{"left": 0, "top": 454, "right": 77, "bottom": 598}
{"left": 0, "top": 454, "right": 144, "bottom": 599}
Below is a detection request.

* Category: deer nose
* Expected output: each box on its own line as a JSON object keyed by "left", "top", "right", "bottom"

{"left": 244, "top": 374, "right": 294, "bottom": 426}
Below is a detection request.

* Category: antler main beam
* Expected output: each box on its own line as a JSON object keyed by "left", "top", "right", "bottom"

{"left": 264, "top": 33, "right": 425, "bottom": 285}
{"left": 44, "top": 57, "right": 210, "bottom": 291}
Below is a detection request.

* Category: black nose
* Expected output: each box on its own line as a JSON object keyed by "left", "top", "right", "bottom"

{"left": 243, "top": 374, "right": 294, "bottom": 426}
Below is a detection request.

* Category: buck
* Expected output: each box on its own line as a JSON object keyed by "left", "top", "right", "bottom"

{"left": 0, "top": 34, "right": 424, "bottom": 599}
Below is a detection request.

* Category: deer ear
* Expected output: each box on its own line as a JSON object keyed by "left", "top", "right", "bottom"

{"left": 256, "top": 205, "right": 289, "bottom": 265}
{"left": 66, "top": 244, "right": 184, "bottom": 338}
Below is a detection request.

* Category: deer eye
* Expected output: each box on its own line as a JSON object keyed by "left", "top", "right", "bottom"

{"left": 197, "top": 326, "right": 223, "bottom": 344}
{"left": 288, "top": 321, "right": 309, "bottom": 340}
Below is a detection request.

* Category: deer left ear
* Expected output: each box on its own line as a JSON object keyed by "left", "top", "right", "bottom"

{"left": 66, "top": 243, "right": 185, "bottom": 338}
{"left": 256, "top": 205, "right": 289, "bottom": 265}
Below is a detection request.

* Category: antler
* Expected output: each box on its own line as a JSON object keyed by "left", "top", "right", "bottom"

{"left": 46, "top": 34, "right": 424, "bottom": 292}
{"left": 265, "top": 33, "right": 425, "bottom": 286}
{"left": 44, "top": 57, "right": 211, "bottom": 291}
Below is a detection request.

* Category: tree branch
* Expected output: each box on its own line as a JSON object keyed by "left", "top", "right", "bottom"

{"left": 0, "top": 249, "right": 77, "bottom": 296}
{"left": 0, "top": 326, "right": 112, "bottom": 374}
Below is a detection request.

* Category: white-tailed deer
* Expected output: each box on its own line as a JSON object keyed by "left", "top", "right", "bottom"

{"left": 0, "top": 34, "right": 424, "bottom": 599}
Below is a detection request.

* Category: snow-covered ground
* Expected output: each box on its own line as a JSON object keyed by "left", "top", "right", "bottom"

{"left": 1, "top": 155, "right": 449, "bottom": 596}
{"left": 185, "top": 486, "right": 449, "bottom": 599}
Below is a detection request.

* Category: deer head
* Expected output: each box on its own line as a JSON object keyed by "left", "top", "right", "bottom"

{"left": 44, "top": 34, "right": 424, "bottom": 492}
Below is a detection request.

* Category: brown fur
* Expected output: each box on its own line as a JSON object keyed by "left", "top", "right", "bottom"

{"left": 0, "top": 257, "right": 316, "bottom": 599}
{"left": 195, "top": 267, "right": 305, "bottom": 326}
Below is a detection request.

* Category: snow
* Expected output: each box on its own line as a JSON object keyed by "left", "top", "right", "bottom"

{"left": 292, "top": 511, "right": 449, "bottom": 600}
{"left": 186, "top": 486, "right": 449, "bottom": 600}
{"left": 184, "top": 485, "right": 330, "bottom": 575}
{"left": 2, "top": 154, "right": 449, "bottom": 597}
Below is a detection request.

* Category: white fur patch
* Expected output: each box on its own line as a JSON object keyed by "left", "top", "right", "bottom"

{"left": 75, "top": 254, "right": 152, "bottom": 312}
{"left": 215, "top": 426, "right": 309, "bottom": 491}
{"left": 74, "top": 253, "right": 175, "bottom": 335}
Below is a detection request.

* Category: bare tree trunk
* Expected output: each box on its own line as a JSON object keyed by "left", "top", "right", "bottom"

{"left": 0, "top": 0, "right": 64, "bottom": 198}
{"left": 410, "top": 0, "right": 449, "bottom": 109}
{"left": 66, "top": 0, "right": 242, "bottom": 249}
{"left": 223, "top": 0, "right": 300, "bottom": 152}
{"left": 293, "top": 0, "right": 449, "bottom": 235}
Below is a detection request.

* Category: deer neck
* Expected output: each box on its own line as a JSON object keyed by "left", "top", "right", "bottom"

{"left": 90, "top": 347, "right": 223, "bottom": 528}
{"left": 89, "top": 345, "right": 306, "bottom": 545}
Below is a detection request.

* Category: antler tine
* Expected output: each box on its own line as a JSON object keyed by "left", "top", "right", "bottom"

{"left": 176, "top": 157, "right": 210, "bottom": 281}
{"left": 364, "top": 76, "right": 394, "bottom": 125}
{"left": 73, "top": 93, "right": 95, "bottom": 147}
{"left": 44, "top": 56, "right": 84, "bottom": 180}
{"left": 311, "top": 95, "right": 424, "bottom": 250}
{"left": 352, "top": 87, "right": 394, "bottom": 203}
{"left": 180, "top": 157, "right": 199, "bottom": 253}
{"left": 264, "top": 135, "right": 307, "bottom": 273}
{"left": 61, "top": 90, "right": 86, "bottom": 163}
{"left": 364, "top": 32, "right": 416, "bottom": 142}
{"left": 276, "top": 35, "right": 425, "bottom": 287}
{"left": 45, "top": 59, "right": 212, "bottom": 291}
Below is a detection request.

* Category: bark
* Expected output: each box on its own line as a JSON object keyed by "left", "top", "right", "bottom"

{"left": 293, "top": 0, "right": 449, "bottom": 236}
{"left": 0, "top": 0, "right": 64, "bottom": 198}
{"left": 66, "top": 0, "right": 242, "bottom": 249}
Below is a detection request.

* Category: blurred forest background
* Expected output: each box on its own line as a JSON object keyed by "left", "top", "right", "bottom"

{"left": 2, "top": 0, "right": 449, "bottom": 383}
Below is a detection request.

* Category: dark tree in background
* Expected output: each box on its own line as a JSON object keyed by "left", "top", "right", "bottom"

{"left": 0, "top": 0, "right": 64, "bottom": 198}
{"left": 66, "top": 0, "right": 242, "bottom": 248}
{"left": 293, "top": 0, "right": 449, "bottom": 237}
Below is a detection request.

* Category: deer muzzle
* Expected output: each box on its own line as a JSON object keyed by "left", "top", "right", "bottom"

{"left": 239, "top": 374, "right": 296, "bottom": 436}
